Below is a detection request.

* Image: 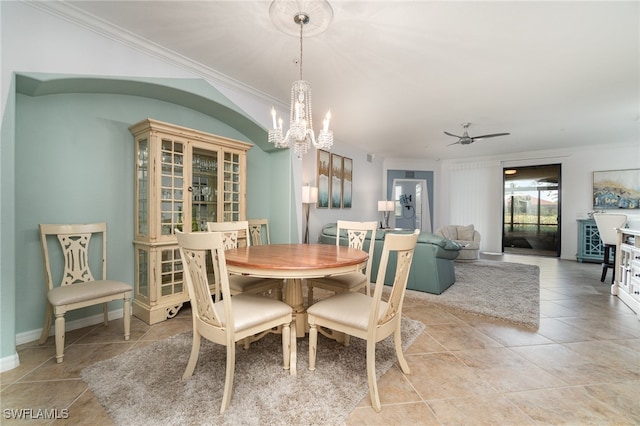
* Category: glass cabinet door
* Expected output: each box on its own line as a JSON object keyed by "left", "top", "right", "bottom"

{"left": 160, "top": 138, "right": 185, "bottom": 236}
{"left": 191, "top": 148, "right": 218, "bottom": 231}
{"left": 135, "top": 138, "right": 149, "bottom": 236}
{"left": 223, "top": 151, "right": 242, "bottom": 222}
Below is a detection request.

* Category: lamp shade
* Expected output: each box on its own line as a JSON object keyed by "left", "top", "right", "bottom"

{"left": 378, "top": 200, "right": 394, "bottom": 211}
{"left": 302, "top": 186, "right": 318, "bottom": 204}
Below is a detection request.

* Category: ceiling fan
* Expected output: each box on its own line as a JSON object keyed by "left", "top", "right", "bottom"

{"left": 445, "top": 123, "right": 510, "bottom": 146}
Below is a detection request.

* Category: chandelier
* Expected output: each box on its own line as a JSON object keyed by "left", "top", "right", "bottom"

{"left": 268, "top": 1, "right": 334, "bottom": 158}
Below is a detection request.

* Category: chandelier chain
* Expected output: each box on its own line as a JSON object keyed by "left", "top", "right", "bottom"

{"left": 299, "top": 16, "right": 304, "bottom": 81}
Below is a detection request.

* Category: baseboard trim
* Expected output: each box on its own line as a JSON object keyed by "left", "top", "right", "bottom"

{"left": 14, "top": 308, "right": 125, "bottom": 347}
{"left": 0, "top": 352, "right": 20, "bottom": 373}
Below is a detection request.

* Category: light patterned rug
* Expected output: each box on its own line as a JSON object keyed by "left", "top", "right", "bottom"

{"left": 81, "top": 318, "right": 424, "bottom": 426}
{"left": 395, "top": 259, "right": 540, "bottom": 329}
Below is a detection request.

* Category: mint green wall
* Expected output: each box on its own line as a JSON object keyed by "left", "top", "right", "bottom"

{"left": 13, "top": 86, "right": 293, "bottom": 335}
{"left": 1, "top": 76, "right": 17, "bottom": 360}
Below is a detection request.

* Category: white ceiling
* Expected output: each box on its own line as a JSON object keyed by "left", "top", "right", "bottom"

{"left": 63, "top": 0, "right": 639, "bottom": 160}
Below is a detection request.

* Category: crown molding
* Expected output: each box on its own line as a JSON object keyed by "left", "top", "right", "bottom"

{"left": 24, "top": 1, "right": 286, "bottom": 108}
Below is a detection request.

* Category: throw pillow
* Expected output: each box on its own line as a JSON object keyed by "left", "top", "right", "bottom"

{"left": 457, "top": 225, "right": 475, "bottom": 241}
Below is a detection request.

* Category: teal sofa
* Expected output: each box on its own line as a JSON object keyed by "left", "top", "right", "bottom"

{"left": 319, "top": 223, "right": 462, "bottom": 295}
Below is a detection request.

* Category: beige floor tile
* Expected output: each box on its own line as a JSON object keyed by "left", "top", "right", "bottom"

{"left": 346, "top": 402, "right": 440, "bottom": 425}
{"left": 75, "top": 317, "right": 149, "bottom": 344}
{"left": 510, "top": 343, "right": 638, "bottom": 386}
{"left": 138, "top": 317, "right": 193, "bottom": 341}
{"left": 423, "top": 323, "right": 502, "bottom": 351}
{"left": 454, "top": 347, "right": 568, "bottom": 392}
{"left": 404, "top": 330, "right": 448, "bottom": 354}
{"left": 51, "top": 388, "right": 114, "bottom": 426}
{"left": 406, "top": 352, "right": 497, "bottom": 400}
{"left": 402, "top": 304, "right": 464, "bottom": 325}
{"left": 536, "top": 317, "right": 597, "bottom": 343}
{"left": 428, "top": 394, "right": 535, "bottom": 425}
{"left": 506, "top": 386, "right": 637, "bottom": 425}
{"left": 356, "top": 365, "right": 422, "bottom": 408}
{"left": 19, "top": 342, "right": 137, "bottom": 381}
{"left": 1, "top": 380, "right": 87, "bottom": 419}
{"left": 0, "top": 345, "right": 55, "bottom": 386}
{"left": 564, "top": 340, "right": 640, "bottom": 375}
{"left": 469, "top": 321, "right": 554, "bottom": 347}
{"left": 583, "top": 380, "right": 640, "bottom": 421}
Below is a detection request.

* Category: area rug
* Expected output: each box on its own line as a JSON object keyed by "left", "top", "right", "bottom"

{"left": 398, "top": 259, "right": 540, "bottom": 329}
{"left": 81, "top": 318, "right": 424, "bottom": 426}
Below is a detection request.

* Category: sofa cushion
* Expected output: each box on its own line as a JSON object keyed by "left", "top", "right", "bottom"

{"left": 457, "top": 225, "right": 475, "bottom": 241}
{"left": 418, "top": 232, "right": 463, "bottom": 251}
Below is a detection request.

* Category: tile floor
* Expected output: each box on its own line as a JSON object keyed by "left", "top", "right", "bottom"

{"left": 1, "top": 254, "right": 639, "bottom": 425}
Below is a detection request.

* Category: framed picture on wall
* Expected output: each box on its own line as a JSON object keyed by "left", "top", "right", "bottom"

{"left": 330, "top": 153, "right": 343, "bottom": 209}
{"left": 593, "top": 168, "right": 640, "bottom": 209}
{"left": 317, "top": 150, "right": 330, "bottom": 208}
{"left": 342, "top": 157, "right": 352, "bottom": 208}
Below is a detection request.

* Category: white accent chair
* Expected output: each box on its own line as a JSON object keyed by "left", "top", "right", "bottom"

{"left": 593, "top": 213, "right": 627, "bottom": 283}
{"left": 176, "top": 231, "right": 295, "bottom": 414}
{"left": 435, "top": 224, "right": 481, "bottom": 260}
{"left": 306, "top": 220, "right": 378, "bottom": 307}
{"left": 39, "top": 223, "right": 132, "bottom": 363}
{"left": 307, "top": 230, "right": 420, "bottom": 412}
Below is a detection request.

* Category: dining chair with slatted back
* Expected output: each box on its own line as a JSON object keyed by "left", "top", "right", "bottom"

{"left": 307, "top": 229, "right": 420, "bottom": 412}
{"left": 38, "top": 223, "right": 132, "bottom": 363}
{"left": 176, "top": 231, "right": 294, "bottom": 414}
{"left": 593, "top": 213, "right": 627, "bottom": 283}
{"left": 306, "top": 220, "right": 377, "bottom": 306}
{"left": 248, "top": 218, "right": 270, "bottom": 246}
{"left": 206, "top": 221, "right": 283, "bottom": 299}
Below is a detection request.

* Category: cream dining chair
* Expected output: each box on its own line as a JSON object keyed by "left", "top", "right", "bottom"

{"left": 38, "top": 223, "right": 132, "bottom": 363}
{"left": 306, "top": 220, "right": 378, "bottom": 307}
{"left": 176, "top": 231, "right": 294, "bottom": 414}
{"left": 207, "top": 221, "right": 283, "bottom": 300}
{"left": 307, "top": 230, "right": 420, "bottom": 412}
{"left": 593, "top": 213, "right": 627, "bottom": 283}
{"left": 248, "top": 218, "right": 270, "bottom": 245}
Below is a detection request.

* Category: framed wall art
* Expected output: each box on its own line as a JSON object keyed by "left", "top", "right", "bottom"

{"left": 593, "top": 168, "right": 640, "bottom": 209}
{"left": 342, "top": 157, "right": 352, "bottom": 208}
{"left": 317, "top": 149, "right": 330, "bottom": 208}
{"left": 330, "top": 153, "right": 342, "bottom": 209}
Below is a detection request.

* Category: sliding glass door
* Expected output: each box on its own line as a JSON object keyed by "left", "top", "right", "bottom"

{"left": 503, "top": 164, "right": 561, "bottom": 257}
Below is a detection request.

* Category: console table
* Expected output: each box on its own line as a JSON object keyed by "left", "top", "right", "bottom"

{"left": 614, "top": 228, "right": 640, "bottom": 319}
{"left": 576, "top": 218, "right": 604, "bottom": 263}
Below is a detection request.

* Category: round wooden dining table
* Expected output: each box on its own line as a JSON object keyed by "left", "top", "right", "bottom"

{"left": 224, "top": 243, "right": 368, "bottom": 338}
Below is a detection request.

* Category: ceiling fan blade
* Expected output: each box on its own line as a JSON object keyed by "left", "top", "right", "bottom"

{"left": 447, "top": 141, "right": 461, "bottom": 146}
{"left": 444, "top": 131, "right": 462, "bottom": 138}
{"left": 472, "top": 132, "right": 511, "bottom": 140}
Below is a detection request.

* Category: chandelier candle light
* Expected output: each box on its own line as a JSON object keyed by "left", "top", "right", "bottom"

{"left": 378, "top": 201, "right": 395, "bottom": 229}
{"left": 268, "top": 1, "right": 334, "bottom": 158}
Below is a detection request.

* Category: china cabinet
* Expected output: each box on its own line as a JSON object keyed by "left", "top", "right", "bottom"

{"left": 576, "top": 218, "right": 604, "bottom": 263}
{"left": 614, "top": 228, "right": 640, "bottom": 319}
{"left": 130, "top": 119, "right": 251, "bottom": 324}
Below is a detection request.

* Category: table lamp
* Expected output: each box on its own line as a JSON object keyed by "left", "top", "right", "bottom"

{"left": 378, "top": 200, "right": 394, "bottom": 229}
